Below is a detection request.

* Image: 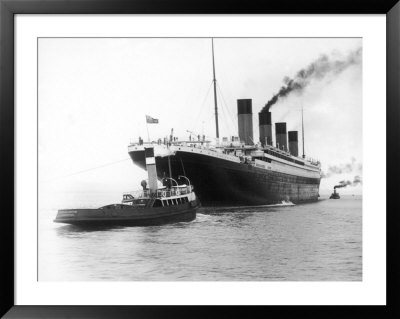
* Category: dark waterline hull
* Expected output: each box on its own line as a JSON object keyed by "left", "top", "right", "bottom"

{"left": 54, "top": 202, "right": 199, "bottom": 226}
{"left": 129, "top": 150, "right": 320, "bottom": 206}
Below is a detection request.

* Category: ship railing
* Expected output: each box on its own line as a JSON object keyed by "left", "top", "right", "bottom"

{"left": 123, "top": 185, "right": 193, "bottom": 200}
{"left": 129, "top": 140, "right": 164, "bottom": 147}
{"left": 129, "top": 138, "right": 213, "bottom": 148}
{"left": 305, "top": 157, "right": 320, "bottom": 166}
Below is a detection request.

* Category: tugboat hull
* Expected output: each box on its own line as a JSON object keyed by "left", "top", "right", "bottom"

{"left": 54, "top": 200, "right": 199, "bottom": 226}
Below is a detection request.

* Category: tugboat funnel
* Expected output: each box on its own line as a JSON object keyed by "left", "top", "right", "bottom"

{"left": 144, "top": 147, "right": 158, "bottom": 194}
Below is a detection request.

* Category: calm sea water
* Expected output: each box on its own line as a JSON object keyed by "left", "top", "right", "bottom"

{"left": 39, "top": 195, "right": 362, "bottom": 281}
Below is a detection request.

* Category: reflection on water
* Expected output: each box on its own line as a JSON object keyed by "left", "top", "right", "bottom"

{"left": 55, "top": 224, "right": 127, "bottom": 236}
{"left": 40, "top": 196, "right": 362, "bottom": 281}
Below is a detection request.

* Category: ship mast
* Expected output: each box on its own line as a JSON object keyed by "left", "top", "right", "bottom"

{"left": 302, "top": 105, "right": 305, "bottom": 158}
{"left": 212, "top": 38, "right": 219, "bottom": 139}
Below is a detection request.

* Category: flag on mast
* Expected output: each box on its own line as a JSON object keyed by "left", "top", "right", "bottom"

{"left": 146, "top": 115, "right": 159, "bottom": 124}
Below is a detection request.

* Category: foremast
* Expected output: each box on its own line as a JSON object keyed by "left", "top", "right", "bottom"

{"left": 212, "top": 38, "right": 219, "bottom": 139}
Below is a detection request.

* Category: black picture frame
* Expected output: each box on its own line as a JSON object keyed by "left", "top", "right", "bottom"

{"left": 1, "top": 0, "right": 399, "bottom": 318}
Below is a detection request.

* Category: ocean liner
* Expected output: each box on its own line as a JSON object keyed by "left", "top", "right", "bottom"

{"left": 128, "top": 40, "right": 321, "bottom": 206}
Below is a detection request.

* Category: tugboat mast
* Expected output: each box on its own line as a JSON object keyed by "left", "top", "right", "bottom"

{"left": 212, "top": 38, "right": 219, "bottom": 139}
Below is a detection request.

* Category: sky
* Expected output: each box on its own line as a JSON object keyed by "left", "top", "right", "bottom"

{"left": 38, "top": 38, "right": 362, "bottom": 206}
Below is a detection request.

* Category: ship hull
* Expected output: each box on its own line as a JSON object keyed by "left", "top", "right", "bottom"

{"left": 129, "top": 150, "right": 320, "bottom": 206}
{"left": 54, "top": 201, "right": 199, "bottom": 226}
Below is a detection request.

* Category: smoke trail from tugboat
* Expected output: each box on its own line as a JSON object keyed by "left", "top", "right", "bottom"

{"left": 334, "top": 176, "right": 362, "bottom": 189}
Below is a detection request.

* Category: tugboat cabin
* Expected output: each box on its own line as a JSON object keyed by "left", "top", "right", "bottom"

{"left": 122, "top": 184, "right": 194, "bottom": 208}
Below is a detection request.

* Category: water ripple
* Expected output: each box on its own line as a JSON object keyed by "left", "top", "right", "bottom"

{"left": 40, "top": 196, "right": 362, "bottom": 281}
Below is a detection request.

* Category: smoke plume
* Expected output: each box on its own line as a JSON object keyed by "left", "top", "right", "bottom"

{"left": 322, "top": 157, "right": 362, "bottom": 178}
{"left": 261, "top": 47, "right": 362, "bottom": 112}
{"left": 334, "top": 176, "right": 362, "bottom": 189}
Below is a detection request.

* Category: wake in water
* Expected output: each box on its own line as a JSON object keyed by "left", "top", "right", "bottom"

{"left": 198, "top": 200, "right": 295, "bottom": 215}
{"left": 275, "top": 200, "right": 295, "bottom": 207}
{"left": 207, "top": 200, "right": 295, "bottom": 210}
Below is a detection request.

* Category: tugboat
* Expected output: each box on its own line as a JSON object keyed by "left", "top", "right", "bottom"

{"left": 329, "top": 188, "right": 340, "bottom": 199}
{"left": 54, "top": 146, "right": 200, "bottom": 226}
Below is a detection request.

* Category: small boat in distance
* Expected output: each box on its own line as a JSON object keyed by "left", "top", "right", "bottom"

{"left": 54, "top": 146, "right": 200, "bottom": 226}
{"left": 329, "top": 188, "right": 340, "bottom": 199}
